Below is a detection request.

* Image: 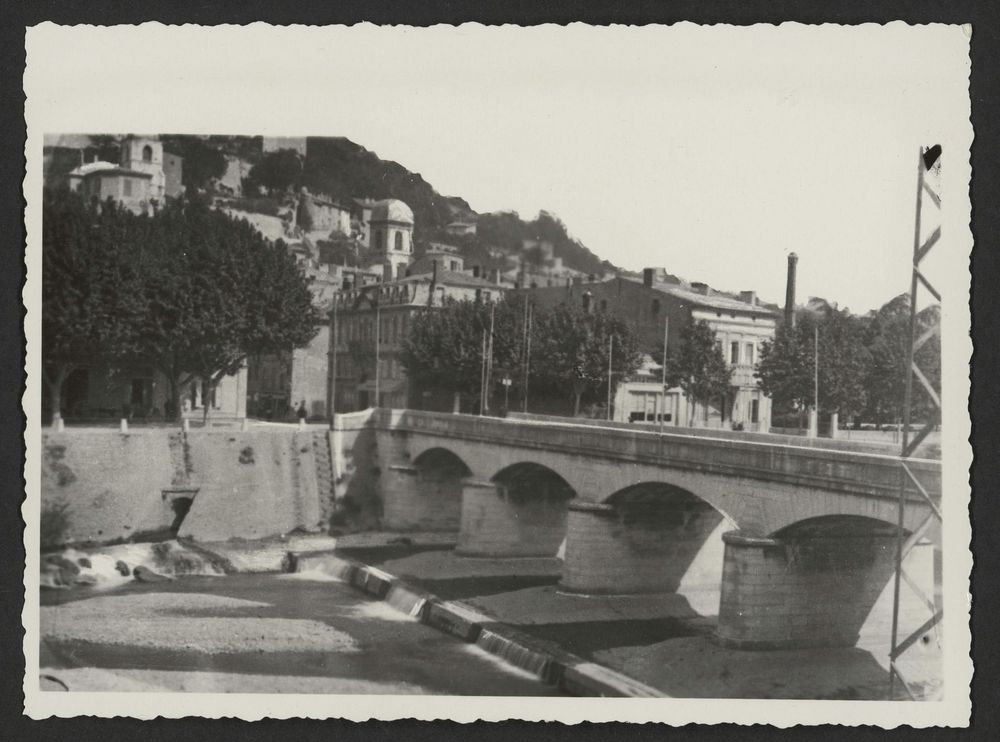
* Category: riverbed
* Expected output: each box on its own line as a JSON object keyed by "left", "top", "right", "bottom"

{"left": 40, "top": 571, "right": 561, "bottom": 695}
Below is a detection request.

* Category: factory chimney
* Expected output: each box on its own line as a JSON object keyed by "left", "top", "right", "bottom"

{"left": 784, "top": 252, "right": 798, "bottom": 328}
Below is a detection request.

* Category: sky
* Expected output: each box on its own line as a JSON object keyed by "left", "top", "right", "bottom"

{"left": 27, "top": 23, "right": 972, "bottom": 314}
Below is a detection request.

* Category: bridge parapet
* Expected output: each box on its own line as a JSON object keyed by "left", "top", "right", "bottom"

{"left": 378, "top": 410, "right": 941, "bottom": 504}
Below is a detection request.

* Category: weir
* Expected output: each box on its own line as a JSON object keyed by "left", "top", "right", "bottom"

{"left": 474, "top": 628, "right": 557, "bottom": 683}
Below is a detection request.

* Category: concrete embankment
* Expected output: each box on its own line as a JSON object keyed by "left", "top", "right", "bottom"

{"left": 40, "top": 411, "right": 380, "bottom": 549}
{"left": 287, "top": 548, "right": 664, "bottom": 697}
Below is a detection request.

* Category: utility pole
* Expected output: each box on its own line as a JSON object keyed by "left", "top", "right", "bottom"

{"left": 522, "top": 300, "right": 532, "bottom": 413}
{"left": 479, "top": 329, "right": 487, "bottom": 416}
{"left": 607, "top": 334, "right": 614, "bottom": 421}
{"left": 814, "top": 324, "right": 819, "bottom": 433}
{"left": 374, "top": 299, "right": 381, "bottom": 409}
{"left": 484, "top": 302, "right": 496, "bottom": 412}
{"left": 327, "top": 298, "right": 338, "bottom": 428}
{"left": 659, "top": 316, "right": 669, "bottom": 435}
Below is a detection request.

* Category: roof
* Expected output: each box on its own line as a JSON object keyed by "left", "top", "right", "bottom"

{"left": 68, "top": 161, "right": 117, "bottom": 176}
{"left": 370, "top": 198, "right": 414, "bottom": 225}
{"left": 70, "top": 162, "right": 153, "bottom": 179}
{"left": 657, "top": 283, "right": 776, "bottom": 315}
{"left": 398, "top": 268, "right": 501, "bottom": 289}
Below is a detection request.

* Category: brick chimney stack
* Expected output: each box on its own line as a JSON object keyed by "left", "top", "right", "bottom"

{"left": 784, "top": 252, "right": 798, "bottom": 328}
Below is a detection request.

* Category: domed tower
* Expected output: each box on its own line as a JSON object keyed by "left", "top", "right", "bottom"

{"left": 369, "top": 199, "right": 414, "bottom": 281}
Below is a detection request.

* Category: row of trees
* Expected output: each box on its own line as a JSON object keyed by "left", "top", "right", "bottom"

{"left": 399, "top": 292, "right": 940, "bottom": 429}
{"left": 755, "top": 298, "right": 941, "bottom": 427}
{"left": 400, "top": 299, "right": 642, "bottom": 416}
{"left": 398, "top": 298, "right": 737, "bottom": 420}
{"left": 43, "top": 188, "right": 318, "bottom": 423}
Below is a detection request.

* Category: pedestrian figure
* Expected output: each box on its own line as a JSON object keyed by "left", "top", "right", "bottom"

{"left": 296, "top": 401, "right": 308, "bottom": 425}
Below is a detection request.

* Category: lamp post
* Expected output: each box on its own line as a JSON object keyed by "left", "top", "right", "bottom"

{"left": 659, "top": 316, "right": 669, "bottom": 435}
{"left": 606, "top": 334, "right": 614, "bottom": 421}
{"left": 328, "top": 298, "right": 338, "bottom": 429}
{"left": 501, "top": 376, "right": 512, "bottom": 413}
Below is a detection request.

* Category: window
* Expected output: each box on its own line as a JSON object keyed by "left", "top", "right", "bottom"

{"left": 730, "top": 341, "right": 740, "bottom": 364}
{"left": 142, "top": 145, "right": 153, "bottom": 162}
{"left": 745, "top": 343, "right": 755, "bottom": 365}
{"left": 599, "top": 299, "right": 607, "bottom": 312}
{"left": 123, "top": 178, "right": 132, "bottom": 197}
{"left": 651, "top": 299, "right": 660, "bottom": 316}
{"left": 715, "top": 340, "right": 723, "bottom": 357}
{"left": 394, "top": 232, "right": 403, "bottom": 251}
{"left": 751, "top": 398, "right": 760, "bottom": 424}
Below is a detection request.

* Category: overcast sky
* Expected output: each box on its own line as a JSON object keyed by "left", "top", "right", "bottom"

{"left": 28, "top": 23, "right": 972, "bottom": 314}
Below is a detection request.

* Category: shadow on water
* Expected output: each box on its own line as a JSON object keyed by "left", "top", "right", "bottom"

{"left": 406, "top": 575, "right": 561, "bottom": 600}
{"left": 333, "top": 543, "right": 452, "bottom": 565}
{"left": 517, "top": 617, "right": 708, "bottom": 659}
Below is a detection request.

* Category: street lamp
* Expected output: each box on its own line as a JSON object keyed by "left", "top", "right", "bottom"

{"left": 501, "top": 376, "right": 512, "bottom": 413}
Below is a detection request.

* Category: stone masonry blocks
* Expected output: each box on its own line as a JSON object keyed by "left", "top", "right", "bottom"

{"left": 455, "top": 480, "right": 568, "bottom": 557}
{"left": 559, "top": 500, "right": 724, "bottom": 594}
{"left": 717, "top": 530, "right": 898, "bottom": 649}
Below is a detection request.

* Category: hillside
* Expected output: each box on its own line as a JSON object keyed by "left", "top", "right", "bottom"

{"left": 45, "top": 133, "right": 620, "bottom": 278}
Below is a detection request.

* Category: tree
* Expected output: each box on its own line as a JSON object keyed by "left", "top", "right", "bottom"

{"left": 248, "top": 149, "right": 303, "bottom": 193}
{"left": 665, "top": 320, "right": 731, "bottom": 425}
{"left": 130, "top": 198, "right": 318, "bottom": 421}
{"left": 532, "top": 303, "right": 641, "bottom": 417}
{"left": 757, "top": 308, "right": 872, "bottom": 426}
{"left": 400, "top": 298, "right": 523, "bottom": 409}
{"left": 816, "top": 306, "right": 870, "bottom": 420}
{"left": 42, "top": 190, "right": 145, "bottom": 423}
{"left": 159, "top": 135, "right": 228, "bottom": 189}
{"left": 862, "top": 294, "right": 941, "bottom": 427}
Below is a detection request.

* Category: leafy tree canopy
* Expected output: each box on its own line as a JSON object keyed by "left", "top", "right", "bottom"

{"left": 42, "top": 189, "right": 318, "bottom": 421}
{"left": 665, "top": 319, "right": 731, "bottom": 422}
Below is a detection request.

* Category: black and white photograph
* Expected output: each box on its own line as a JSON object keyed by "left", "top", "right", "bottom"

{"left": 22, "top": 23, "right": 973, "bottom": 726}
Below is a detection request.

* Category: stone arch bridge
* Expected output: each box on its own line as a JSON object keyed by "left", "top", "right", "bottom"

{"left": 363, "top": 409, "right": 941, "bottom": 650}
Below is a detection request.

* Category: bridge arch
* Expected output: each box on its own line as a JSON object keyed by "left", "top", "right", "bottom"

{"left": 561, "top": 480, "right": 736, "bottom": 595}
{"left": 412, "top": 446, "right": 472, "bottom": 480}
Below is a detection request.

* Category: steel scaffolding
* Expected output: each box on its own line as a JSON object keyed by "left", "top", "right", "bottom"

{"left": 888, "top": 145, "right": 944, "bottom": 700}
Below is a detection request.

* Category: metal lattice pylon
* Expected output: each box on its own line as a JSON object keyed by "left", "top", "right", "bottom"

{"left": 888, "top": 145, "right": 944, "bottom": 701}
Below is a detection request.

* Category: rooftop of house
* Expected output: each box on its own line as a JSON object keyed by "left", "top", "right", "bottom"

{"left": 399, "top": 268, "right": 502, "bottom": 289}
{"left": 620, "top": 276, "right": 777, "bottom": 316}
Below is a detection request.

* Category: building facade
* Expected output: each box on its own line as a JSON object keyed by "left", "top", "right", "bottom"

{"left": 332, "top": 267, "right": 505, "bottom": 412}
{"left": 515, "top": 270, "right": 777, "bottom": 431}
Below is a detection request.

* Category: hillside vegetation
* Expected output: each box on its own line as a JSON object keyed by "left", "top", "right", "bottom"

{"left": 161, "top": 134, "right": 620, "bottom": 277}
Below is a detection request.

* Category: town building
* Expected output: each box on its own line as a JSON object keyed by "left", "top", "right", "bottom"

{"left": 66, "top": 135, "right": 183, "bottom": 214}
{"left": 299, "top": 189, "right": 352, "bottom": 237}
{"left": 246, "top": 199, "right": 424, "bottom": 419}
{"left": 445, "top": 220, "right": 477, "bottom": 237}
{"left": 514, "top": 269, "right": 777, "bottom": 431}
{"left": 332, "top": 265, "right": 506, "bottom": 412}
{"left": 42, "top": 136, "right": 260, "bottom": 424}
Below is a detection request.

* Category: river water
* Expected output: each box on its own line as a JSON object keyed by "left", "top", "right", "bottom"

{"left": 40, "top": 572, "right": 562, "bottom": 696}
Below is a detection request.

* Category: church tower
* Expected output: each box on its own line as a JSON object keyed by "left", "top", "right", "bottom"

{"left": 369, "top": 199, "right": 414, "bottom": 281}
{"left": 120, "top": 135, "right": 166, "bottom": 202}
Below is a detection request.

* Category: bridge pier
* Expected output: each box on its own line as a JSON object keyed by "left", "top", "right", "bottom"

{"left": 559, "top": 497, "right": 724, "bottom": 595}
{"left": 455, "top": 479, "right": 569, "bottom": 558}
{"left": 380, "top": 463, "right": 462, "bottom": 532}
{"left": 717, "top": 527, "right": 898, "bottom": 649}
